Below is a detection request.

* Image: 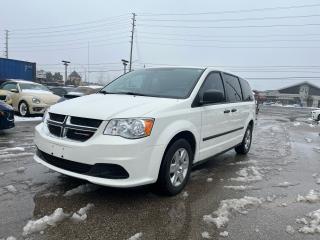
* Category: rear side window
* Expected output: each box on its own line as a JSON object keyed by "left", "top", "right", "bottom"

{"left": 239, "top": 78, "right": 254, "bottom": 101}
{"left": 223, "top": 73, "right": 243, "bottom": 102}
{"left": 199, "top": 72, "right": 225, "bottom": 101}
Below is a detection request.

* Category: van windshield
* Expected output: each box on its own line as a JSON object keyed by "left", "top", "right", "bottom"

{"left": 100, "top": 68, "right": 204, "bottom": 99}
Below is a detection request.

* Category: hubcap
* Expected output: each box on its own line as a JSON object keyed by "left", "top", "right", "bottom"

{"left": 244, "top": 129, "right": 251, "bottom": 150}
{"left": 20, "top": 103, "right": 27, "bottom": 116}
{"left": 169, "top": 148, "right": 189, "bottom": 187}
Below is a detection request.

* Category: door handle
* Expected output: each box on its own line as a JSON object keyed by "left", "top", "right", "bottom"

{"left": 231, "top": 109, "right": 237, "bottom": 112}
{"left": 224, "top": 109, "right": 230, "bottom": 114}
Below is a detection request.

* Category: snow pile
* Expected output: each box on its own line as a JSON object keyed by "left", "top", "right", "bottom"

{"left": 4, "top": 237, "right": 16, "bottom": 240}
{"left": 219, "top": 231, "right": 229, "bottom": 237}
{"left": 207, "top": 178, "right": 213, "bottom": 182}
{"left": 298, "top": 209, "right": 320, "bottom": 234}
{"left": 201, "top": 231, "right": 211, "bottom": 239}
{"left": 128, "top": 232, "right": 143, "bottom": 240}
{"left": 305, "top": 137, "right": 313, "bottom": 143}
{"left": 22, "top": 208, "right": 68, "bottom": 236}
{"left": 297, "top": 190, "right": 320, "bottom": 203}
{"left": 293, "top": 122, "right": 301, "bottom": 126}
{"left": 4, "top": 185, "right": 17, "bottom": 193}
{"left": 71, "top": 203, "right": 94, "bottom": 222}
{"left": 0, "top": 152, "right": 33, "bottom": 160}
{"left": 266, "top": 195, "right": 277, "bottom": 202}
{"left": 230, "top": 166, "right": 263, "bottom": 183}
{"left": 15, "top": 116, "right": 42, "bottom": 122}
{"left": 286, "top": 225, "right": 295, "bottom": 235}
{"left": 63, "top": 184, "right": 99, "bottom": 197}
{"left": 203, "top": 196, "right": 262, "bottom": 228}
{"left": 224, "top": 185, "right": 253, "bottom": 191}
{"left": 273, "top": 181, "right": 297, "bottom": 188}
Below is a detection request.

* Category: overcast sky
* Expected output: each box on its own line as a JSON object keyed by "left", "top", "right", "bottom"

{"left": 1, "top": 0, "right": 320, "bottom": 90}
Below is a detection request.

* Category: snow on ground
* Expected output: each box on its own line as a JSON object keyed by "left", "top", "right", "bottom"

{"left": 224, "top": 185, "right": 254, "bottom": 191}
{"left": 228, "top": 160, "right": 258, "bottom": 166}
{"left": 203, "top": 196, "right": 262, "bottom": 228}
{"left": 4, "top": 185, "right": 17, "bottom": 194}
{"left": 22, "top": 208, "right": 68, "bottom": 236}
{"left": 207, "top": 178, "right": 213, "bottom": 182}
{"left": 285, "top": 225, "right": 295, "bottom": 235}
{"left": 293, "top": 122, "right": 301, "bottom": 126}
{"left": 63, "top": 184, "right": 99, "bottom": 197}
{"left": 182, "top": 191, "right": 189, "bottom": 198}
{"left": 201, "top": 231, "right": 211, "bottom": 239}
{"left": 14, "top": 116, "right": 42, "bottom": 122}
{"left": 16, "top": 167, "right": 26, "bottom": 173}
{"left": 273, "top": 181, "right": 298, "bottom": 188}
{"left": 128, "top": 232, "right": 143, "bottom": 240}
{"left": 0, "top": 152, "right": 34, "bottom": 160}
{"left": 297, "top": 190, "right": 320, "bottom": 203}
{"left": 71, "top": 203, "right": 94, "bottom": 223}
{"left": 230, "top": 166, "right": 263, "bottom": 183}
{"left": 0, "top": 147, "right": 24, "bottom": 152}
{"left": 298, "top": 209, "right": 320, "bottom": 234}
{"left": 219, "top": 231, "right": 229, "bottom": 237}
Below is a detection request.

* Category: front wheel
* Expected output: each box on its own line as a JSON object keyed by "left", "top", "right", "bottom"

{"left": 19, "top": 101, "right": 30, "bottom": 117}
{"left": 235, "top": 125, "right": 253, "bottom": 154}
{"left": 156, "top": 139, "right": 193, "bottom": 196}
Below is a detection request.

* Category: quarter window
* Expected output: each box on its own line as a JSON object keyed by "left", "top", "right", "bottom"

{"left": 199, "top": 72, "right": 225, "bottom": 102}
{"left": 239, "top": 78, "right": 254, "bottom": 101}
{"left": 223, "top": 74, "right": 243, "bottom": 102}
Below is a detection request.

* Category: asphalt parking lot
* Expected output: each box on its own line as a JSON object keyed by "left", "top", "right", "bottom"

{"left": 0, "top": 106, "right": 320, "bottom": 240}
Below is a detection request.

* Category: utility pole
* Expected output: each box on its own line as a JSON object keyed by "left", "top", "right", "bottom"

{"left": 87, "top": 42, "right": 90, "bottom": 83}
{"left": 5, "top": 30, "right": 9, "bottom": 58}
{"left": 121, "top": 59, "right": 129, "bottom": 74}
{"left": 129, "top": 13, "right": 136, "bottom": 72}
{"left": 62, "top": 60, "right": 70, "bottom": 86}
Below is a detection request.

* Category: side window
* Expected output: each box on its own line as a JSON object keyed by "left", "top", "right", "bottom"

{"left": 199, "top": 72, "right": 225, "bottom": 103}
{"left": 2, "top": 83, "right": 17, "bottom": 91}
{"left": 223, "top": 74, "right": 243, "bottom": 102}
{"left": 239, "top": 78, "right": 254, "bottom": 101}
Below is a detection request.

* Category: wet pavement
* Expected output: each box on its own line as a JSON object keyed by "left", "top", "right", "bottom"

{"left": 0, "top": 107, "right": 320, "bottom": 240}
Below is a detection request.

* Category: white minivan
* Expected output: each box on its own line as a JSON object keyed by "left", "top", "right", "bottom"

{"left": 34, "top": 67, "right": 255, "bottom": 195}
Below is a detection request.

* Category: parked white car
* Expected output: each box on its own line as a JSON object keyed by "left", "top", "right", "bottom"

{"left": 34, "top": 67, "right": 255, "bottom": 195}
{"left": 312, "top": 109, "right": 320, "bottom": 121}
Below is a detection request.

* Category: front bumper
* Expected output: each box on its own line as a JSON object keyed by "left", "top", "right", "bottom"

{"left": 29, "top": 103, "right": 51, "bottom": 114}
{"left": 34, "top": 123, "right": 165, "bottom": 187}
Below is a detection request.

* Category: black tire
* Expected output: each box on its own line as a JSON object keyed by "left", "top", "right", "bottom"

{"left": 318, "top": 115, "right": 320, "bottom": 122}
{"left": 18, "top": 101, "right": 30, "bottom": 117}
{"left": 156, "top": 139, "right": 193, "bottom": 196}
{"left": 235, "top": 125, "right": 253, "bottom": 155}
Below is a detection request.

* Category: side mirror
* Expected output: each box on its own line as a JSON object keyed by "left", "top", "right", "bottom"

{"left": 10, "top": 89, "right": 18, "bottom": 93}
{"left": 201, "top": 90, "right": 225, "bottom": 105}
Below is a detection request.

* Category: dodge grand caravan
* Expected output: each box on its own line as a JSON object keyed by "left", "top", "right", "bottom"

{"left": 34, "top": 67, "right": 255, "bottom": 195}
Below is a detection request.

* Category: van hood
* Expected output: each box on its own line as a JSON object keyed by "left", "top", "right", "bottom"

{"left": 49, "top": 93, "right": 180, "bottom": 120}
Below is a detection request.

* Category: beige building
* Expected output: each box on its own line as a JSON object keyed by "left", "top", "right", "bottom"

{"left": 259, "top": 81, "right": 320, "bottom": 108}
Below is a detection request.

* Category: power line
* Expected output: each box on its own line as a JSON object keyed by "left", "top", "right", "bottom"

{"left": 246, "top": 77, "right": 320, "bottom": 80}
{"left": 137, "top": 3, "right": 320, "bottom": 16}
{"left": 139, "top": 41, "right": 320, "bottom": 49}
{"left": 138, "top": 22, "right": 320, "bottom": 29}
{"left": 138, "top": 13, "right": 320, "bottom": 23}
{"left": 11, "top": 14, "right": 130, "bottom": 31}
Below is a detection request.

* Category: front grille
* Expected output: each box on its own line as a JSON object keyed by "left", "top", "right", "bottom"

{"left": 47, "top": 113, "right": 101, "bottom": 142}
{"left": 70, "top": 116, "right": 102, "bottom": 128}
{"left": 48, "top": 124, "right": 62, "bottom": 137}
{"left": 49, "top": 113, "right": 66, "bottom": 123}
{"left": 66, "top": 128, "right": 95, "bottom": 142}
{"left": 0, "top": 95, "right": 6, "bottom": 101}
{"left": 37, "top": 149, "right": 129, "bottom": 179}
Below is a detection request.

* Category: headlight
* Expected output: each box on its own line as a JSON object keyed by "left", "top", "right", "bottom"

{"left": 42, "top": 109, "right": 49, "bottom": 123}
{"left": 104, "top": 118, "right": 154, "bottom": 139}
{"left": 5, "top": 95, "right": 12, "bottom": 102}
{"left": 32, "top": 97, "right": 41, "bottom": 104}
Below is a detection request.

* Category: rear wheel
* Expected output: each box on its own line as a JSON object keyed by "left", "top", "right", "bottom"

{"left": 156, "top": 139, "right": 193, "bottom": 196}
{"left": 318, "top": 114, "right": 320, "bottom": 121}
{"left": 19, "top": 101, "right": 30, "bottom": 117}
{"left": 235, "top": 125, "right": 253, "bottom": 154}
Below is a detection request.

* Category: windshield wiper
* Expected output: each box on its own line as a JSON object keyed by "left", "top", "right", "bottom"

{"left": 115, "top": 91, "right": 150, "bottom": 96}
{"left": 98, "top": 90, "right": 116, "bottom": 95}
